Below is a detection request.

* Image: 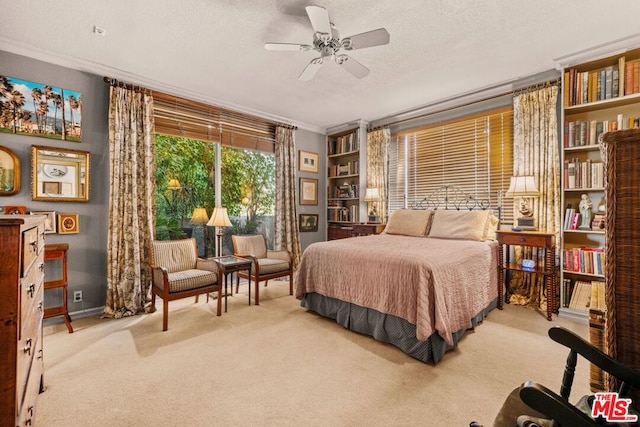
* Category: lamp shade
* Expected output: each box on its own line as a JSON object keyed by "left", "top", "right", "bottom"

{"left": 207, "top": 206, "right": 232, "bottom": 227}
{"left": 190, "top": 207, "right": 209, "bottom": 224}
{"left": 363, "top": 187, "right": 381, "bottom": 202}
{"left": 505, "top": 176, "right": 539, "bottom": 197}
{"left": 167, "top": 178, "right": 182, "bottom": 190}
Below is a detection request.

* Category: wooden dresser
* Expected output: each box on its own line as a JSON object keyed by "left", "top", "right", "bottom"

{"left": 0, "top": 215, "right": 45, "bottom": 426}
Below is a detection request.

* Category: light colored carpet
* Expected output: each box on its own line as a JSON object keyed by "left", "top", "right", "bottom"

{"left": 36, "top": 281, "right": 590, "bottom": 427}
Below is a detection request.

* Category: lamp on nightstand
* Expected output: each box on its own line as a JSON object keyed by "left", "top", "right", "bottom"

{"left": 505, "top": 175, "right": 539, "bottom": 231}
{"left": 364, "top": 187, "right": 381, "bottom": 224}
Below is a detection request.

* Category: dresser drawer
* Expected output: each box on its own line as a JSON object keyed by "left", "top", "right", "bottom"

{"left": 17, "top": 336, "right": 43, "bottom": 427}
{"left": 21, "top": 225, "right": 44, "bottom": 277}
{"left": 21, "top": 262, "right": 44, "bottom": 336}
{"left": 16, "top": 312, "right": 42, "bottom": 402}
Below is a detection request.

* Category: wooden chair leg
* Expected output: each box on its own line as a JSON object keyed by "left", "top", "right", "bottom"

{"left": 151, "top": 291, "right": 157, "bottom": 312}
{"left": 236, "top": 274, "right": 240, "bottom": 293}
{"left": 216, "top": 286, "right": 222, "bottom": 316}
{"left": 195, "top": 295, "right": 199, "bottom": 303}
{"left": 255, "top": 279, "right": 260, "bottom": 305}
{"left": 289, "top": 272, "right": 293, "bottom": 295}
{"left": 162, "top": 298, "right": 169, "bottom": 331}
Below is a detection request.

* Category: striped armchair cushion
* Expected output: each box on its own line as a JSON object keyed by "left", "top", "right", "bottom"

{"left": 151, "top": 238, "right": 198, "bottom": 273}
{"left": 166, "top": 269, "right": 218, "bottom": 293}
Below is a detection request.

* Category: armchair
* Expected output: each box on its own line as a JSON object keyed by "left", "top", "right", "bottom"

{"left": 484, "top": 326, "right": 640, "bottom": 427}
{"left": 231, "top": 234, "right": 293, "bottom": 305}
{"left": 149, "top": 238, "right": 222, "bottom": 331}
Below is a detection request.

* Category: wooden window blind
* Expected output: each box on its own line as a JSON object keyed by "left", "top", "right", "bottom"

{"left": 388, "top": 106, "right": 514, "bottom": 223}
{"left": 153, "top": 91, "right": 277, "bottom": 153}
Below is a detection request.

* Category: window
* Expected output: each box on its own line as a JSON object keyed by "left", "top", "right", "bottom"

{"left": 388, "top": 106, "right": 514, "bottom": 223}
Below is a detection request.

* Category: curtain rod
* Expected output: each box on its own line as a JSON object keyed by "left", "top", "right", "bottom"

{"left": 368, "top": 74, "right": 561, "bottom": 130}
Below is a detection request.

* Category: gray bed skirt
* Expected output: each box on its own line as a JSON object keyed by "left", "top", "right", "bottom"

{"left": 300, "top": 293, "right": 498, "bottom": 364}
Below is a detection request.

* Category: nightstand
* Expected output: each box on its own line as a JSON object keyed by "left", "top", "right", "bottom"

{"left": 352, "top": 223, "right": 385, "bottom": 236}
{"left": 496, "top": 230, "right": 557, "bottom": 321}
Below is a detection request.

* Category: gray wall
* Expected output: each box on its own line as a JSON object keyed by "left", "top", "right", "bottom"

{"left": 1, "top": 50, "right": 110, "bottom": 318}
{"left": 1, "top": 49, "right": 328, "bottom": 318}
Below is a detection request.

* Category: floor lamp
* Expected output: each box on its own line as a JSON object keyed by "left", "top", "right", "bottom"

{"left": 207, "top": 207, "right": 232, "bottom": 257}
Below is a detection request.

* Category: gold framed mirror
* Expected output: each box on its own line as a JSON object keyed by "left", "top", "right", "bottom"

{"left": 31, "top": 145, "right": 90, "bottom": 202}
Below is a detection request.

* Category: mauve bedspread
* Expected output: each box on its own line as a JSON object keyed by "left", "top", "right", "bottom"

{"left": 295, "top": 234, "right": 498, "bottom": 345}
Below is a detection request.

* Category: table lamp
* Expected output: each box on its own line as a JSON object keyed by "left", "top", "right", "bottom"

{"left": 364, "top": 187, "right": 381, "bottom": 223}
{"left": 505, "top": 175, "right": 539, "bottom": 230}
{"left": 207, "top": 206, "right": 232, "bottom": 256}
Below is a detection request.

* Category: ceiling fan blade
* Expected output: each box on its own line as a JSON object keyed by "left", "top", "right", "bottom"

{"left": 342, "top": 28, "right": 390, "bottom": 51}
{"left": 305, "top": 6, "right": 332, "bottom": 35}
{"left": 299, "top": 57, "right": 324, "bottom": 81}
{"left": 265, "top": 43, "right": 312, "bottom": 51}
{"left": 335, "top": 54, "right": 370, "bottom": 79}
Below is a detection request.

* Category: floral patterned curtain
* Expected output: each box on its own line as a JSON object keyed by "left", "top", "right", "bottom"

{"left": 104, "top": 86, "right": 156, "bottom": 319}
{"left": 510, "top": 84, "right": 561, "bottom": 309}
{"left": 366, "top": 128, "right": 390, "bottom": 223}
{"left": 274, "top": 126, "right": 302, "bottom": 270}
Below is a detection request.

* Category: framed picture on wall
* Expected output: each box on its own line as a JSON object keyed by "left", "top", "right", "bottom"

{"left": 298, "top": 150, "right": 319, "bottom": 174}
{"left": 299, "top": 178, "right": 318, "bottom": 205}
{"left": 0, "top": 145, "right": 20, "bottom": 196}
{"left": 299, "top": 213, "right": 319, "bottom": 232}
{"left": 30, "top": 211, "right": 57, "bottom": 234}
{"left": 58, "top": 213, "right": 79, "bottom": 234}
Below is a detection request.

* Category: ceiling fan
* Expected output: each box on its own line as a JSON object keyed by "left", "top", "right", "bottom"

{"left": 265, "top": 6, "right": 390, "bottom": 80}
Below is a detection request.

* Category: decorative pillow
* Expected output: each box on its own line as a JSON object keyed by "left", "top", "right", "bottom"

{"left": 382, "top": 209, "right": 433, "bottom": 237}
{"left": 485, "top": 214, "right": 500, "bottom": 240}
{"left": 428, "top": 209, "right": 492, "bottom": 241}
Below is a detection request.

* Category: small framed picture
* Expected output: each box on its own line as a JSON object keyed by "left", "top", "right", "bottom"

{"left": 298, "top": 150, "right": 319, "bottom": 174}
{"left": 30, "top": 211, "right": 57, "bottom": 234}
{"left": 299, "top": 213, "right": 319, "bottom": 232}
{"left": 299, "top": 178, "right": 318, "bottom": 206}
{"left": 0, "top": 145, "right": 20, "bottom": 196}
{"left": 58, "top": 213, "right": 79, "bottom": 234}
{"left": 5, "top": 205, "right": 27, "bottom": 215}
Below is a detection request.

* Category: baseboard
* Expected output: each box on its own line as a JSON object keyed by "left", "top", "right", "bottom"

{"left": 43, "top": 306, "right": 105, "bottom": 327}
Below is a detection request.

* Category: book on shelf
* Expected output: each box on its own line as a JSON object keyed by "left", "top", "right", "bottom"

{"left": 589, "top": 281, "right": 606, "bottom": 312}
{"left": 568, "top": 280, "right": 591, "bottom": 312}
{"left": 563, "top": 158, "right": 604, "bottom": 189}
{"left": 591, "top": 213, "right": 606, "bottom": 231}
{"left": 563, "top": 247, "right": 605, "bottom": 275}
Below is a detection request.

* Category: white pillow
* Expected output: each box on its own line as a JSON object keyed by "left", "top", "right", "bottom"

{"left": 428, "top": 209, "right": 492, "bottom": 241}
{"left": 382, "top": 209, "right": 433, "bottom": 237}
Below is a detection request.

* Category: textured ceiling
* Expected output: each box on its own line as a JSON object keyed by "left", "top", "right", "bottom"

{"left": 2, "top": 0, "right": 640, "bottom": 133}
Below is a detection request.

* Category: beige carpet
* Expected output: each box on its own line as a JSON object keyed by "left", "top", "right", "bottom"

{"left": 35, "top": 281, "right": 590, "bottom": 427}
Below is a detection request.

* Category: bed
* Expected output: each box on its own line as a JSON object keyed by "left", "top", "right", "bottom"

{"left": 295, "top": 188, "right": 500, "bottom": 364}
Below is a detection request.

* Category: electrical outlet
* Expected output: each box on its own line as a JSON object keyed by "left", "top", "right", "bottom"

{"left": 73, "top": 290, "right": 83, "bottom": 302}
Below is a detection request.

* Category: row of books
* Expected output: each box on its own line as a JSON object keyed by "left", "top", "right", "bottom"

{"left": 563, "top": 246, "right": 605, "bottom": 275}
{"left": 327, "top": 160, "right": 359, "bottom": 177}
{"left": 327, "top": 205, "right": 358, "bottom": 222}
{"left": 327, "top": 131, "right": 359, "bottom": 155}
{"left": 562, "top": 279, "right": 605, "bottom": 312}
{"left": 563, "top": 116, "right": 639, "bottom": 148}
{"left": 564, "top": 56, "right": 640, "bottom": 107}
{"left": 328, "top": 184, "right": 359, "bottom": 199}
{"left": 563, "top": 158, "right": 604, "bottom": 189}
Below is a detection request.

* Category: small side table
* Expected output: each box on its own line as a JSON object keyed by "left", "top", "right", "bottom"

{"left": 44, "top": 243, "right": 73, "bottom": 333}
{"left": 352, "top": 223, "right": 386, "bottom": 236}
{"left": 210, "top": 256, "right": 252, "bottom": 312}
{"left": 496, "top": 230, "right": 557, "bottom": 321}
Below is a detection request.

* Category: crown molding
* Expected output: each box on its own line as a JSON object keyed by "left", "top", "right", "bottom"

{"left": 554, "top": 32, "right": 640, "bottom": 68}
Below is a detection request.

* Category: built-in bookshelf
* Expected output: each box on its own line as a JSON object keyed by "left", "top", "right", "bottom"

{"left": 559, "top": 46, "right": 640, "bottom": 321}
{"left": 326, "top": 127, "right": 363, "bottom": 240}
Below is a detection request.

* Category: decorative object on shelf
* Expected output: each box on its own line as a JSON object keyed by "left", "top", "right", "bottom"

{"left": 298, "top": 150, "right": 318, "bottom": 174}
{"left": 30, "top": 210, "right": 57, "bottom": 234}
{"left": 4, "top": 205, "right": 26, "bottom": 215}
{"left": 0, "top": 145, "right": 20, "bottom": 195}
{"left": 31, "top": 145, "right": 90, "bottom": 202}
{"left": 0, "top": 75, "right": 82, "bottom": 142}
{"left": 505, "top": 175, "right": 539, "bottom": 230}
{"left": 578, "top": 193, "right": 593, "bottom": 230}
{"left": 58, "top": 213, "right": 79, "bottom": 234}
{"left": 207, "top": 206, "right": 232, "bottom": 257}
{"left": 363, "top": 187, "right": 381, "bottom": 223}
{"left": 299, "top": 177, "right": 318, "bottom": 205}
{"left": 299, "top": 213, "right": 319, "bottom": 232}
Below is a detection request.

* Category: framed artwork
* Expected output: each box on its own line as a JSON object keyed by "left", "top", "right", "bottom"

{"left": 299, "top": 213, "right": 319, "bottom": 232}
{"left": 58, "top": 213, "right": 79, "bottom": 234}
{"left": 0, "top": 146, "right": 20, "bottom": 195}
{"left": 5, "top": 205, "right": 27, "bottom": 215}
{"left": 299, "top": 178, "right": 318, "bottom": 205}
{"left": 0, "top": 75, "right": 82, "bottom": 142}
{"left": 31, "top": 145, "right": 90, "bottom": 202}
{"left": 30, "top": 211, "right": 57, "bottom": 234}
{"left": 298, "top": 150, "right": 319, "bottom": 174}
